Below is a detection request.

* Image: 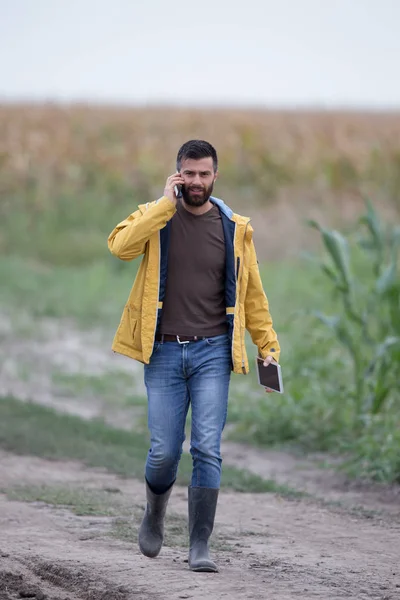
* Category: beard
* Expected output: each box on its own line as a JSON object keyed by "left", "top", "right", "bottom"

{"left": 181, "top": 181, "right": 214, "bottom": 207}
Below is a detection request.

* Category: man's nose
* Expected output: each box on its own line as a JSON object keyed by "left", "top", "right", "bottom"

{"left": 192, "top": 173, "right": 202, "bottom": 185}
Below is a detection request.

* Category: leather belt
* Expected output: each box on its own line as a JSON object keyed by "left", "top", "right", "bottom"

{"left": 155, "top": 334, "right": 207, "bottom": 344}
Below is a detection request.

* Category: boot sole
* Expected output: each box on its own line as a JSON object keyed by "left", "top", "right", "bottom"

{"left": 138, "top": 545, "right": 161, "bottom": 558}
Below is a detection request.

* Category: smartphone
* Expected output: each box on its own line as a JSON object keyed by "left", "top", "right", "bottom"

{"left": 174, "top": 184, "right": 182, "bottom": 198}
{"left": 255, "top": 357, "right": 284, "bottom": 393}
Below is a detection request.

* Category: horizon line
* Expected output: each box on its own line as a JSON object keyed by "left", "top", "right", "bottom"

{"left": 1, "top": 97, "right": 400, "bottom": 114}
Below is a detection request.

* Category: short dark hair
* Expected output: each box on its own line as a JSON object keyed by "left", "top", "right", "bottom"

{"left": 176, "top": 140, "right": 218, "bottom": 172}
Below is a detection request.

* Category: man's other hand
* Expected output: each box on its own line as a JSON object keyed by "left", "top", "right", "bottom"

{"left": 263, "top": 355, "right": 277, "bottom": 393}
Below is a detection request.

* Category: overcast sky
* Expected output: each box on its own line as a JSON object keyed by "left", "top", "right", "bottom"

{"left": 1, "top": 0, "right": 400, "bottom": 108}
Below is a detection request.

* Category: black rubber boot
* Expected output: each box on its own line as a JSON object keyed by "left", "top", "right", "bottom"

{"left": 138, "top": 480, "right": 173, "bottom": 558}
{"left": 188, "top": 486, "right": 219, "bottom": 573}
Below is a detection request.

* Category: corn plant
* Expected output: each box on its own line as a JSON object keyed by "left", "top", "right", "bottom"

{"left": 309, "top": 200, "right": 400, "bottom": 418}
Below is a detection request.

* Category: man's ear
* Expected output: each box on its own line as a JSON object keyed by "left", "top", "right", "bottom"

{"left": 214, "top": 170, "right": 219, "bottom": 182}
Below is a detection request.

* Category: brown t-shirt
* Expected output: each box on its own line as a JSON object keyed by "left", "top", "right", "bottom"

{"left": 159, "top": 201, "right": 228, "bottom": 337}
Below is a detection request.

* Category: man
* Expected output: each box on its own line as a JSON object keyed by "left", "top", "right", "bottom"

{"left": 108, "top": 140, "right": 280, "bottom": 573}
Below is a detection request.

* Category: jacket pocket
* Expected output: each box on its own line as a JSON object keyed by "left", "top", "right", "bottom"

{"left": 127, "top": 305, "right": 141, "bottom": 350}
{"left": 113, "top": 304, "right": 142, "bottom": 352}
{"left": 128, "top": 312, "right": 137, "bottom": 338}
{"left": 236, "top": 257, "right": 240, "bottom": 280}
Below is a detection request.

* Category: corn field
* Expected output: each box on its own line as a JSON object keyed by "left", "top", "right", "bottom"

{"left": 1, "top": 104, "right": 400, "bottom": 205}
{"left": 1, "top": 103, "right": 400, "bottom": 264}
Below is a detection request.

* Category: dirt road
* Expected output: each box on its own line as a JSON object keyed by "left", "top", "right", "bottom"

{"left": 1, "top": 451, "right": 399, "bottom": 600}
{"left": 1, "top": 315, "right": 400, "bottom": 599}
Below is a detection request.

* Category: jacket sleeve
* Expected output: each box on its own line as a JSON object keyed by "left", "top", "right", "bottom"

{"left": 244, "top": 240, "right": 281, "bottom": 362}
{"left": 107, "top": 196, "right": 176, "bottom": 261}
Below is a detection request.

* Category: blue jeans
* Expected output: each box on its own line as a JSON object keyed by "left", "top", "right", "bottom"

{"left": 144, "top": 334, "right": 231, "bottom": 492}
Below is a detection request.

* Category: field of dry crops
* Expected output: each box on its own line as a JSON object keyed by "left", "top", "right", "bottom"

{"left": 1, "top": 104, "right": 400, "bottom": 261}
{"left": 1, "top": 104, "right": 400, "bottom": 200}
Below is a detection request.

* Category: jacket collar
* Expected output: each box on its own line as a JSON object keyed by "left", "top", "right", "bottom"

{"left": 210, "top": 196, "right": 234, "bottom": 219}
{"left": 147, "top": 195, "right": 250, "bottom": 227}
{"left": 211, "top": 196, "right": 252, "bottom": 230}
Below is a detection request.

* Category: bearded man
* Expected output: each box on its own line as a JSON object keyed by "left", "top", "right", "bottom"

{"left": 108, "top": 139, "right": 280, "bottom": 572}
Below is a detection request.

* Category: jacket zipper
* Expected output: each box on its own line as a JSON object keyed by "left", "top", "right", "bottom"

{"left": 231, "top": 222, "right": 237, "bottom": 368}
{"left": 238, "top": 221, "right": 250, "bottom": 373}
{"left": 151, "top": 230, "right": 161, "bottom": 352}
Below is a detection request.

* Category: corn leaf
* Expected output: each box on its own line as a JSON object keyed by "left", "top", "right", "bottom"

{"left": 371, "top": 384, "right": 391, "bottom": 414}
{"left": 308, "top": 221, "right": 352, "bottom": 291}
{"left": 373, "top": 336, "right": 400, "bottom": 361}
{"left": 359, "top": 198, "right": 383, "bottom": 252}
{"left": 312, "top": 311, "right": 340, "bottom": 330}
{"left": 321, "top": 263, "right": 339, "bottom": 283}
{"left": 364, "top": 336, "right": 400, "bottom": 378}
{"left": 371, "top": 358, "right": 393, "bottom": 414}
{"left": 376, "top": 261, "right": 397, "bottom": 294}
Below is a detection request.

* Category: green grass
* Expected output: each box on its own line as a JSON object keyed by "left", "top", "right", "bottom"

{"left": 4, "top": 484, "right": 123, "bottom": 516}
{"left": 0, "top": 256, "right": 135, "bottom": 328}
{"left": 51, "top": 370, "right": 146, "bottom": 407}
{"left": 0, "top": 395, "right": 293, "bottom": 494}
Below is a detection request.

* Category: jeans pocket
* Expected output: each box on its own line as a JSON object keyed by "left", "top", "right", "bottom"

{"left": 151, "top": 341, "right": 163, "bottom": 356}
{"left": 205, "top": 334, "right": 230, "bottom": 347}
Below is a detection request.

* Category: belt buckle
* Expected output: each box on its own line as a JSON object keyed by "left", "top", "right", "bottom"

{"left": 176, "top": 335, "right": 190, "bottom": 345}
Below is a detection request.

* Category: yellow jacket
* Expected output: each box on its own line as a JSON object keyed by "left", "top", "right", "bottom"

{"left": 108, "top": 196, "right": 280, "bottom": 374}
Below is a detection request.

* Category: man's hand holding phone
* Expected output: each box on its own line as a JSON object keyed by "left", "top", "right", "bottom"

{"left": 164, "top": 173, "right": 185, "bottom": 205}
